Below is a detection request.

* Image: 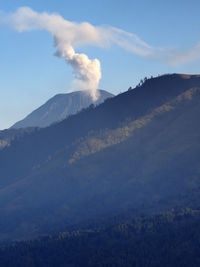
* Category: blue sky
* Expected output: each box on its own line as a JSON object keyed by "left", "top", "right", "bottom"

{"left": 0, "top": 0, "right": 200, "bottom": 129}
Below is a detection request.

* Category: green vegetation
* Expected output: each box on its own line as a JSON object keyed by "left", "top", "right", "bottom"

{"left": 0, "top": 74, "right": 200, "bottom": 242}
{"left": 0, "top": 208, "right": 200, "bottom": 266}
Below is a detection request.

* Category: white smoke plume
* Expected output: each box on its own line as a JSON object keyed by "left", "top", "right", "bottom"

{"left": 2, "top": 7, "right": 104, "bottom": 101}
{"left": 1, "top": 6, "right": 200, "bottom": 100}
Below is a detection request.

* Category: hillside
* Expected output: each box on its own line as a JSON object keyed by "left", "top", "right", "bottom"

{"left": 1, "top": 208, "right": 199, "bottom": 267}
{"left": 12, "top": 89, "right": 114, "bottom": 128}
{"left": 0, "top": 127, "right": 36, "bottom": 150}
{"left": 0, "top": 74, "right": 200, "bottom": 241}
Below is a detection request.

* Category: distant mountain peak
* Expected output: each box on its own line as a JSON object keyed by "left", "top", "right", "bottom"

{"left": 12, "top": 89, "right": 114, "bottom": 129}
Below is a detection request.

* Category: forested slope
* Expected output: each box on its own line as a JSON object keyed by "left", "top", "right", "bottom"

{"left": 0, "top": 74, "right": 200, "bottom": 241}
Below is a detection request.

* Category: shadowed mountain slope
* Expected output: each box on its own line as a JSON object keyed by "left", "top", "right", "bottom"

{"left": 0, "top": 127, "right": 36, "bottom": 150}
{"left": 0, "top": 74, "right": 200, "bottom": 241}
{"left": 1, "top": 208, "right": 200, "bottom": 267}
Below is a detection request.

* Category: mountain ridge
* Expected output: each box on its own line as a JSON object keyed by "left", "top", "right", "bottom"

{"left": 0, "top": 73, "right": 200, "bottom": 241}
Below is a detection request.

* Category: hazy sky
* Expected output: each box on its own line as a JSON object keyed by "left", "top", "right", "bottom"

{"left": 0, "top": 0, "right": 200, "bottom": 129}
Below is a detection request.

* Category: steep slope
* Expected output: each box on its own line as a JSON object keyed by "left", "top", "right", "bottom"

{"left": 0, "top": 74, "right": 200, "bottom": 241}
{"left": 12, "top": 89, "right": 114, "bottom": 128}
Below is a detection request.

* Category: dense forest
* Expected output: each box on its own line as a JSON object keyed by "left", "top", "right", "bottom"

{"left": 0, "top": 208, "right": 200, "bottom": 267}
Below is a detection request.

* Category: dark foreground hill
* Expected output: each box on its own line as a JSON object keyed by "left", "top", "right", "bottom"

{"left": 1, "top": 208, "right": 200, "bottom": 267}
{"left": 0, "top": 74, "right": 200, "bottom": 241}
{"left": 12, "top": 89, "right": 114, "bottom": 128}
